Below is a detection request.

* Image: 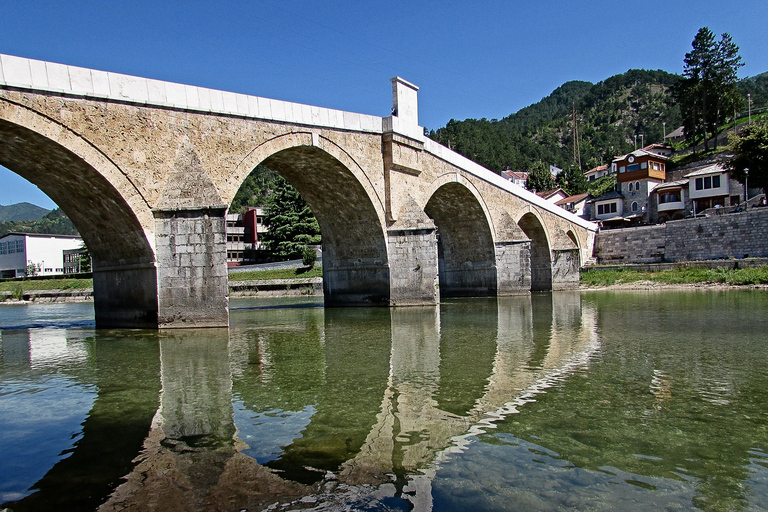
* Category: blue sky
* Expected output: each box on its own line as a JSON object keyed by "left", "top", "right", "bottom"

{"left": 2, "top": 0, "right": 767, "bottom": 210}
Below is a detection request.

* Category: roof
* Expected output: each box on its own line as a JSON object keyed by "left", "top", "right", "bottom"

{"left": 536, "top": 188, "right": 565, "bottom": 200}
{"left": 591, "top": 190, "right": 623, "bottom": 202}
{"left": 556, "top": 193, "right": 591, "bottom": 206}
{"left": 665, "top": 126, "right": 685, "bottom": 139}
{"left": 0, "top": 232, "right": 82, "bottom": 240}
{"left": 612, "top": 148, "right": 669, "bottom": 163}
{"left": 654, "top": 179, "right": 688, "bottom": 191}
{"left": 501, "top": 170, "right": 529, "bottom": 180}
{"left": 585, "top": 164, "right": 608, "bottom": 175}
{"left": 684, "top": 163, "right": 727, "bottom": 178}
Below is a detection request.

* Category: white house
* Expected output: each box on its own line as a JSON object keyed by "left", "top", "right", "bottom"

{"left": 685, "top": 164, "right": 734, "bottom": 213}
{"left": 0, "top": 233, "right": 83, "bottom": 278}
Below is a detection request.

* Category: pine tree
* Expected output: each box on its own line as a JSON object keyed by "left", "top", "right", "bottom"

{"left": 674, "top": 28, "right": 744, "bottom": 152}
{"left": 261, "top": 176, "right": 321, "bottom": 260}
{"left": 525, "top": 161, "right": 557, "bottom": 192}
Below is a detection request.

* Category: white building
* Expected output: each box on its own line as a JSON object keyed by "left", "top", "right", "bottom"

{"left": 0, "top": 233, "right": 83, "bottom": 278}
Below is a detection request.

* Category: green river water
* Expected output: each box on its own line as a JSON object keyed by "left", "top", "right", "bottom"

{"left": 1, "top": 290, "right": 767, "bottom": 511}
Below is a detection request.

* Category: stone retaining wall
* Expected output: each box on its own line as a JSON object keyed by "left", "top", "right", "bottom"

{"left": 595, "top": 208, "right": 768, "bottom": 264}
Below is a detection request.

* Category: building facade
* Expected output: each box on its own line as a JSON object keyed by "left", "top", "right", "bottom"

{"left": 0, "top": 233, "right": 83, "bottom": 278}
{"left": 225, "top": 207, "right": 269, "bottom": 266}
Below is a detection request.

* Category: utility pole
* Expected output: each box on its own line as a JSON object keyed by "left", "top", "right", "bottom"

{"left": 571, "top": 104, "right": 581, "bottom": 169}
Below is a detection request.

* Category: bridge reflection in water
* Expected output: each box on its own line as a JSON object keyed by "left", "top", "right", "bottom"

{"left": 102, "top": 293, "right": 597, "bottom": 511}
{"left": 1, "top": 294, "right": 598, "bottom": 511}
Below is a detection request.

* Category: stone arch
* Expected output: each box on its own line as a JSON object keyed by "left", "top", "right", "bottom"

{"left": 0, "top": 99, "right": 158, "bottom": 327}
{"left": 425, "top": 181, "right": 497, "bottom": 297}
{"left": 230, "top": 132, "right": 390, "bottom": 305}
{"left": 566, "top": 229, "right": 582, "bottom": 268}
{"left": 518, "top": 212, "right": 552, "bottom": 291}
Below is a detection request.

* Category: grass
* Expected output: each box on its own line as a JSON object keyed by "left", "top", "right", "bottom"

{"left": 580, "top": 265, "right": 768, "bottom": 288}
{"left": 0, "top": 278, "right": 93, "bottom": 293}
{"left": 229, "top": 266, "right": 322, "bottom": 281}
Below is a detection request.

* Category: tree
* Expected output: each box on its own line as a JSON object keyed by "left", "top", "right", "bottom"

{"left": 261, "top": 176, "right": 321, "bottom": 260}
{"left": 673, "top": 27, "right": 744, "bottom": 151}
{"left": 724, "top": 120, "right": 768, "bottom": 198}
{"left": 525, "top": 161, "right": 557, "bottom": 192}
{"left": 557, "top": 166, "right": 589, "bottom": 196}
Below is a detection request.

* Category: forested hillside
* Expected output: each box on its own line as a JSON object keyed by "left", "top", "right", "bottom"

{"left": 429, "top": 69, "right": 682, "bottom": 173}
{"left": 0, "top": 202, "right": 50, "bottom": 222}
{"left": 0, "top": 208, "right": 78, "bottom": 237}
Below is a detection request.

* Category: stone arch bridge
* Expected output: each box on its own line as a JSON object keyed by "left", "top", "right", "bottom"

{"left": 0, "top": 54, "right": 596, "bottom": 328}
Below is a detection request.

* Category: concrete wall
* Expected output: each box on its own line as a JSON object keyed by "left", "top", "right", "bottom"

{"left": 595, "top": 208, "right": 768, "bottom": 264}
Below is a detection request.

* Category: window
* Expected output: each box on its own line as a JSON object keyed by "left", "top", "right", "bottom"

{"left": 696, "top": 175, "right": 720, "bottom": 190}
{"left": 652, "top": 161, "right": 661, "bottom": 170}
{"left": 619, "top": 166, "right": 626, "bottom": 173}
{"left": 629, "top": 183, "right": 634, "bottom": 192}
{"left": 611, "top": 203, "right": 617, "bottom": 213}
{"left": 632, "top": 202, "right": 639, "bottom": 211}
{"left": 0, "top": 242, "right": 6, "bottom": 255}
{"left": 659, "top": 192, "right": 680, "bottom": 204}
{"left": 16, "top": 240, "right": 24, "bottom": 252}
{"left": 636, "top": 182, "right": 640, "bottom": 190}
{"left": 641, "top": 162, "right": 648, "bottom": 169}
{"left": 627, "top": 163, "right": 640, "bottom": 172}
{"left": 598, "top": 204, "right": 604, "bottom": 215}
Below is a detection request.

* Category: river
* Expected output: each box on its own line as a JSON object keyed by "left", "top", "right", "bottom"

{"left": 1, "top": 290, "right": 767, "bottom": 511}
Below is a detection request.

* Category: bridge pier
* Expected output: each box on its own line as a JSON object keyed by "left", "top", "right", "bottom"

{"left": 551, "top": 248, "right": 581, "bottom": 290}
{"left": 387, "top": 227, "right": 440, "bottom": 306}
{"left": 153, "top": 207, "right": 230, "bottom": 328}
{"left": 92, "top": 263, "right": 159, "bottom": 329}
{"left": 495, "top": 240, "right": 532, "bottom": 294}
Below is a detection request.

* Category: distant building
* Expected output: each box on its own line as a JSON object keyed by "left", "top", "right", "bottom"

{"left": 63, "top": 247, "right": 90, "bottom": 274}
{"left": 653, "top": 179, "right": 688, "bottom": 222}
{"left": 585, "top": 164, "right": 609, "bottom": 182}
{"left": 226, "top": 207, "right": 269, "bottom": 266}
{"left": 556, "top": 193, "right": 592, "bottom": 219}
{"left": 643, "top": 143, "right": 674, "bottom": 158}
{"left": 536, "top": 188, "right": 568, "bottom": 203}
{"left": 501, "top": 170, "right": 529, "bottom": 187}
{"left": 605, "top": 148, "right": 670, "bottom": 223}
{"left": 664, "top": 126, "right": 685, "bottom": 143}
{"left": 550, "top": 165, "right": 563, "bottom": 176}
{"left": 684, "top": 163, "right": 742, "bottom": 214}
{"left": 0, "top": 233, "right": 83, "bottom": 278}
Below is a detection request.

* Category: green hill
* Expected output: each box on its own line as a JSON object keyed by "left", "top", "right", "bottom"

{"left": 429, "top": 69, "right": 753, "bottom": 174}
{"left": 0, "top": 202, "right": 50, "bottom": 222}
{"left": 0, "top": 207, "right": 78, "bottom": 237}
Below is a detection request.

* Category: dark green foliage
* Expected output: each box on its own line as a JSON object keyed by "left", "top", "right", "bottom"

{"left": 429, "top": 69, "right": 682, "bottom": 175}
{"left": 673, "top": 28, "right": 744, "bottom": 151}
{"left": 724, "top": 119, "right": 768, "bottom": 196}
{"left": 230, "top": 165, "right": 281, "bottom": 212}
{"left": 78, "top": 241, "right": 92, "bottom": 273}
{"left": 558, "top": 166, "right": 590, "bottom": 196}
{"left": 261, "top": 176, "right": 321, "bottom": 260}
{"left": 588, "top": 174, "right": 617, "bottom": 199}
{"left": 525, "top": 161, "right": 556, "bottom": 192}
{"left": 737, "top": 72, "right": 768, "bottom": 113}
{"left": 301, "top": 246, "right": 317, "bottom": 268}
{"left": 0, "top": 208, "right": 78, "bottom": 237}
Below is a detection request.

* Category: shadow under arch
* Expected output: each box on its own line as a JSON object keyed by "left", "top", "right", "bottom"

{"left": 518, "top": 212, "right": 552, "bottom": 291}
{"left": 246, "top": 140, "right": 390, "bottom": 305}
{"left": 425, "top": 182, "right": 496, "bottom": 297}
{"left": 566, "top": 229, "right": 582, "bottom": 267}
{"left": 0, "top": 112, "right": 158, "bottom": 327}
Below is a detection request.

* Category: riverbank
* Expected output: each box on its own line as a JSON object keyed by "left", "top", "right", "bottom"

{"left": 3, "top": 264, "right": 768, "bottom": 304}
